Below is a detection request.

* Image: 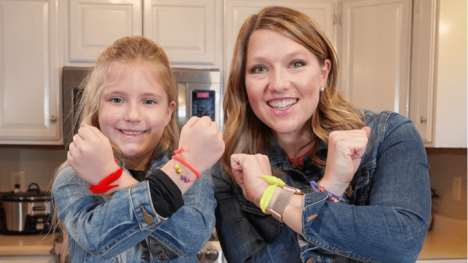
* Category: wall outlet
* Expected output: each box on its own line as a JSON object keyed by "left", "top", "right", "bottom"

{"left": 11, "top": 171, "right": 26, "bottom": 191}
{"left": 452, "top": 176, "right": 462, "bottom": 201}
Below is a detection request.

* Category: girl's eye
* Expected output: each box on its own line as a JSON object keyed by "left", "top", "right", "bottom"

{"left": 291, "top": 61, "right": 305, "bottom": 68}
{"left": 110, "top": 97, "right": 122, "bottom": 103}
{"left": 251, "top": 65, "right": 267, "bottom": 73}
{"left": 144, "top": 99, "right": 156, "bottom": 105}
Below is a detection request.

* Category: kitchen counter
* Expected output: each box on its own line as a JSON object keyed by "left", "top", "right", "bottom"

{"left": 419, "top": 231, "right": 467, "bottom": 260}
{"left": 0, "top": 233, "right": 55, "bottom": 256}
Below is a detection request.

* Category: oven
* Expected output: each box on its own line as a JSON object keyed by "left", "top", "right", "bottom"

{"left": 62, "top": 67, "right": 223, "bottom": 145}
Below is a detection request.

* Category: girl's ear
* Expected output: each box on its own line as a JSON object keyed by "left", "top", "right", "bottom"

{"left": 165, "top": 101, "right": 176, "bottom": 127}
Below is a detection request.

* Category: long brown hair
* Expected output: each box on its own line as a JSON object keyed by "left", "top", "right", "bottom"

{"left": 221, "top": 6, "right": 364, "bottom": 179}
{"left": 51, "top": 36, "right": 179, "bottom": 261}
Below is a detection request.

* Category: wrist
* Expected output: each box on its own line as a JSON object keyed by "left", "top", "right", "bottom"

{"left": 320, "top": 174, "right": 349, "bottom": 197}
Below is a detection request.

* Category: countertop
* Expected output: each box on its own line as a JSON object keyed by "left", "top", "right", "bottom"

{"left": 0, "top": 233, "right": 55, "bottom": 256}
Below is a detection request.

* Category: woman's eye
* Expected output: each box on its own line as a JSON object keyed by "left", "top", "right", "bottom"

{"left": 251, "top": 65, "right": 266, "bottom": 73}
{"left": 110, "top": 97, "right": 122, "bottom": 103}
{"left": 291, "top": 61, "right": 305, "bottom": 68}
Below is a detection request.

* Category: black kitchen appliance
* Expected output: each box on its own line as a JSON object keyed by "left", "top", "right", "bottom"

{"left": 0, "top": 183, "right": 53, "bottom": 235}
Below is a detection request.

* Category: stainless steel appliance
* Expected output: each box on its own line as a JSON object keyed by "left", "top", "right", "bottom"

{"left": 62, "top": 67, "right": 223, "bottom": 145}
{"left": 172, "top": 68, "right": 222, "bottom": 131}
{"left": 0, "top": 183, "right": 52, "bottom": 234}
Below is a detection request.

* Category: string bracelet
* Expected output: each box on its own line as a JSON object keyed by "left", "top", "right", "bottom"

{"left": 171, "top": 148, "right": 201, "bottom": 178}
{"left": 259, "top": 175, "right": 286, "bottom": 213}
{"left": 174, "top": 163, "right": 195, "bottom": 183}
{"left": 89, "top": 158, "right": 123, "bottom": 194}
{"left": 310, "top": 181, "right": 345, "bottom": 203}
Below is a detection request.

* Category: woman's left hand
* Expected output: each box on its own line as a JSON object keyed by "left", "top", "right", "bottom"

{"left": 321, "top": 126, "right": 371, "bottom": 196}
{"left": 230, "top": 154, "right": 272, "bottom": 206}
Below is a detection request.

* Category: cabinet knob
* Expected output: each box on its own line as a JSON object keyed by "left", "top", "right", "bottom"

{"left": 50, "top": 115, "right": 57, "bottom": 122}
{"left": 420, "top": 116, "right": 427, "bottom": 123}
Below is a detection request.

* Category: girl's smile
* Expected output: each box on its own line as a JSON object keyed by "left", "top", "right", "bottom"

{"left": 98, "top": 62, "right": 175, "bottom": 169}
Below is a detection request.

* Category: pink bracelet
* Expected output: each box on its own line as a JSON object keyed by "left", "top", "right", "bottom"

{"left": 172, "top": 148, "right": 201, "bottom": 178}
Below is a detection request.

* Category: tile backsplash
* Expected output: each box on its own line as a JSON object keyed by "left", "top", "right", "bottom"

{"left": 0, "top": 145, "right": 67, "bottom": 192}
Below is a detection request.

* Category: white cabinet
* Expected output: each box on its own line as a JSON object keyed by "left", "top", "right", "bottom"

{"left": 224, "top": 0, "right": 335, "bottom": 78}
{"left": 410, "top": 0, "right": 466, "bottom": 148}
{"left": 66, "top": 0, "right": 222, "bottom": 68}
{"left": 337, "top": 0, "right": 466, "bottom": 148}
{"left": 337, "top": 0, "right": 412, "bottom": 117}
{"left": 0, "top": 0, "right": 61, "bottom": 145}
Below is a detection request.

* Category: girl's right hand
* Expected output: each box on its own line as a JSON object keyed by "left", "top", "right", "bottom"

{"left": 178, "top": 116, "right": 225, "bottom": 173}
{"left": 67, "top": 123, "right": 120, "bottom": 185}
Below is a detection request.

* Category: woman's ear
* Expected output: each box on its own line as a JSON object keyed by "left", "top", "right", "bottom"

{"left": 319, "top": 59, "right": 331, "bottom": 88}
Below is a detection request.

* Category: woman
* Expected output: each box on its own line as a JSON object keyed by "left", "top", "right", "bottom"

{"left": 212, "top": 6, "right": 431, "bottom": 263}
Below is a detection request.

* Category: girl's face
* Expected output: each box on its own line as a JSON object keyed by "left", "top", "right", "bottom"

{"left": 245, "top": 29, "right": 330, "bottom": 139}
{"left": 98, "top": 62, "right": 174, "bottom": 169}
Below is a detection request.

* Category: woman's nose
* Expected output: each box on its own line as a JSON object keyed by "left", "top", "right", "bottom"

{"left": 124, "top": 104, "right": 142, "bottom": 122}
{"left": 269, "top": 69, "right": 289, "bottom": 92}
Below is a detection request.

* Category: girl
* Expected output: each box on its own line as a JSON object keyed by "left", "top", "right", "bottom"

{"left": 212, "top": 6, "right": 431, "bottom": 263}
{"left": 53, "top": 36, "right": 224, "bottom": 262}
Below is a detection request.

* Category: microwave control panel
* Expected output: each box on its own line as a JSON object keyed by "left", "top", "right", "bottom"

{"left": 192, "top": 90, "right": 215, "bottom": 121}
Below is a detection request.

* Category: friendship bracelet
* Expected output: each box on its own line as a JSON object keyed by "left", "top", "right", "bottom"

{"left": 259, "top": 175, "right": 286, "bottom": 213}
{"left": 89, "top": 167, "right": 123, "bottom": 194}
{"left": 310, "top": 181, "right": 345, "bottom": 203}
{"left": 171, "top": 148, "right": 201, "bottom": 178}
{"left": 174, "top": 163, "right": 195, "bottom": 183}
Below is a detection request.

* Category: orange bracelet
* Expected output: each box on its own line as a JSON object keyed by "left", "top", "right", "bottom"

{"left": 172, "top": 148, "right": 201, "bottom": 178}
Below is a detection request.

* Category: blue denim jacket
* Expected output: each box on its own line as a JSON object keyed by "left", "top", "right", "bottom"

{"left": 212, "top": 110, "right": 431, "bottom": 263}
{"left": 53, "top": 151, "right": 216, "bottom": 262}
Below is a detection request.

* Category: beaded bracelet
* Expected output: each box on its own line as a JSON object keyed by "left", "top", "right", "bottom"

{"left": 171, "top": 148, "right": 201, "bottom": 178}
{"left": 174, "top": 163, "right": 195, "bottom": 183}
{"left": 310, "top": 181, "right": 345, "bottom": 203}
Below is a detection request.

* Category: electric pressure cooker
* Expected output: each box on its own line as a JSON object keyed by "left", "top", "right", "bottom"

{"left": 0, "top": 183, "right": 53, "bottom": 235}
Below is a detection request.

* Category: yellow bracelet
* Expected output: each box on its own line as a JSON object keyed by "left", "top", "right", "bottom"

{"left": 260, "top": 185, "right": 277, "bottom": 213}
{"left": 259, "top": 175, "right": 286, "bottom": 213}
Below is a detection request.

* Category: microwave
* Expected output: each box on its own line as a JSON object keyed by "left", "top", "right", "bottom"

{"left": 61, "top": 67, "right": 223, "bottom": 145}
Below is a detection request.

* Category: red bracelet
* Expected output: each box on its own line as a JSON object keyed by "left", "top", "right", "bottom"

{"left": 172, "top": 148, "right": 201, "bottom": 178}
{"left": 89, "top": 158, "right": 123, "bottom": 194}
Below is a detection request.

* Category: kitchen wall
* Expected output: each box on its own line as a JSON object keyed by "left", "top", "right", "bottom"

{"left": 0, "top": 146, "right": 67, "bottom": 192}
{"left": 427, "top": 148, "right": 467, "bottom": 220}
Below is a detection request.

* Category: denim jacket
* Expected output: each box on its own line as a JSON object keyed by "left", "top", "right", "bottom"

{"left": 212, "top": 110, "right": 431, "bottom": 263}
{"left": 53, "top": 151, "right": 216, "bottom": 262}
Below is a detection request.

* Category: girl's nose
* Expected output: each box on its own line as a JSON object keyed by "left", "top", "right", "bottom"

{"left": 124, "top": 104, "right": 142, "bottom": 122}
{"left": 269, "top": 69, "right": 289, "bottom": 92}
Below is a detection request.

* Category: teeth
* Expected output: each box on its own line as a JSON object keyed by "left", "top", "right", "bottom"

{"left": 121, "top": 130, "right": 144, "bottom": 135}
{"left": 268, "top": 99, "right": 298, "bottom": 110}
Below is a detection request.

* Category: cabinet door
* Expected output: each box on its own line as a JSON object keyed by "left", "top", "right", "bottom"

{"left": 225, "top": 0, "right": 335, "bottom": 78}
{"left": 0, "top": 0, "right": 61, "bottom": 145}
{"left": 144, "top": 0, "right": 220, "bottom": 67}
{"left": 68, "top": 0, "right": 143, "bottom": 63}
{"left": 338, "top": 0, "right": 412, "bottom": 117}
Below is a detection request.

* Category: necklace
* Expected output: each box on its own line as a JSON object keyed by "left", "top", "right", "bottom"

{"left": 287, "top": 149, "right": 311, "bottom": 166}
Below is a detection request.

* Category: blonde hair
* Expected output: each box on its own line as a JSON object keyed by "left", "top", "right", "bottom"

{"left": 52, "top": 36, "right": 178, "bottom": 261}
{"left": 222, "top": 6, "right": 364, "bottom": 179}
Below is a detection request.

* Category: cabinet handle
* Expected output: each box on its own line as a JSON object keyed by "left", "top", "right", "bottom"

{"left": 420, "top": 116, "right": 427, "bottom": 123}
{"left": 50, "top": 115, "right": 57, "bottom": 122}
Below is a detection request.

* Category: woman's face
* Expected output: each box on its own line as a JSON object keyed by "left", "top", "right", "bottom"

{"left": 244, "top": 29, "right": 330, "bottom": 138}
{"left": 98, "top": 62, "right": 175, "bottom": 169}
